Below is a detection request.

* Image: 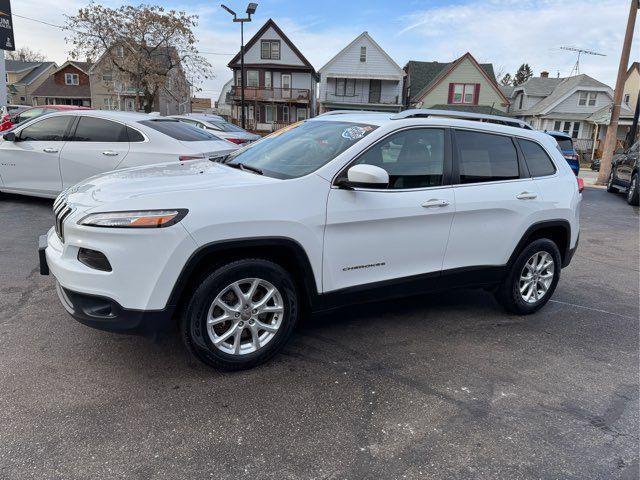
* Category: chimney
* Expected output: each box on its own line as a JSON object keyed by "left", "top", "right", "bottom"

{"left": 540, "top": 71, "right": 549, "bottom": 78}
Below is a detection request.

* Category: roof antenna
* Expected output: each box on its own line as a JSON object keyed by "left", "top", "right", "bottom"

{"left": 559, "top": 46, "right": 606, "bottom": 76}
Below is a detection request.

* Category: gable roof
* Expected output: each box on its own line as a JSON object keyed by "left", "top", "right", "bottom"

{"left": 513, "top": 76, "right": 565, "bottom": 96}
{"left": 627, "top": 61, "right": 640, "bottom": 78}
{"left": 407, "top": 53, "right": 507, "bottom": 105}
{"left": 518, "top": 74, "right": 612, "bottom": 116}
{"left": 9, "top": 61, "right": 56, "bottom": 85}
{"left": 318, "top": 31, "right": 404, "bottom": 78}
{"left": 227, "top": 19, "right": 316, "bottom": 73}
{"left": 499, "top": 84, "right": 514, "bottom": 98}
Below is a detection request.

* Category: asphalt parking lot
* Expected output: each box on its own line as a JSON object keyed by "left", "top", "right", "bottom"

{"left": 0, "top": 187, "right": 638, "bottom": 480}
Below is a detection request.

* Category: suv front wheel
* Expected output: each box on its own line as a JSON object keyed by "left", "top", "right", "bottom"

{"left": 181, "top": 259, "right": 299, "bottom": 371}
{"left": 495, "top": 239, "right": 561, "bottom": 315}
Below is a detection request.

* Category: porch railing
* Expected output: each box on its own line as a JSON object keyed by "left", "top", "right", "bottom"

{"left": 323, "top": 91, "right": 400, "bottom": 106}
{"left": 229, "top": 86, "right": 310, "bottom": 103}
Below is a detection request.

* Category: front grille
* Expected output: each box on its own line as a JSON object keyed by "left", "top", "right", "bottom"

{"left": 53, "top": 197, "right": 72, "bottom": 242}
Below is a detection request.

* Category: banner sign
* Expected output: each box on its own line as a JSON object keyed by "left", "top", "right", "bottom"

{"left": 0, "top": 0, "right": 14, "bottom": 51}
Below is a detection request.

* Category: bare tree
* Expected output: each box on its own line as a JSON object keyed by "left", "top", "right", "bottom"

{"left": 65, "top": 3, "right": 211, "bottom": 112}
{"left": 6, "top": 47, "right": 46, "bottom": 62}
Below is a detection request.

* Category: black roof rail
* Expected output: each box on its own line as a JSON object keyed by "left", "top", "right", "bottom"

{"left": 390, "top": 109, "right": 533, "bottom": 130}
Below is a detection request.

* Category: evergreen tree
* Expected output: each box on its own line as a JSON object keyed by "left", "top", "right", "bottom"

{"left": 513, "top": 64, "right": 533, "bottom": 86}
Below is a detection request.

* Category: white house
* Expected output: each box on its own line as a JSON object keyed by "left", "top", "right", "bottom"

{"left": 509, "top": 72, "right": 619, "bottom": 154}
{"left": 227, "top": 19, "right": 318, "bottom": 133}
{"left": 318, "top": 32, "right": 405, "bottom": 113}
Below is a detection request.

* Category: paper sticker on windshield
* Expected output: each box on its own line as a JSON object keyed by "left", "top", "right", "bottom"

{"left": 341, "top": 126, "right": 370, "bottom": 140}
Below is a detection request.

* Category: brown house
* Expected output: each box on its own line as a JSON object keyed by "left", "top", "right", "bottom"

{"left": 32, "top": 61, "right": 92, "bottom": 107}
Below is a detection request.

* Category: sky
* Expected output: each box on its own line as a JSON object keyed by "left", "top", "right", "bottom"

{"left": 9, "top": 0, "right": 639, "bottom": 102}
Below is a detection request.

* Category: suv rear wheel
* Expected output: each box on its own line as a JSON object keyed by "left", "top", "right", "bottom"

{"left": 181, "top": 259, "right": 299, "bottom": 371}
{"left": 495, "top": 239, "right": 561, "bottom": 315}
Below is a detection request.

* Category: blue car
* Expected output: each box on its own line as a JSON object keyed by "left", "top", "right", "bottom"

{"left": 545, "top": 131, "right": 580, "bottom": 176}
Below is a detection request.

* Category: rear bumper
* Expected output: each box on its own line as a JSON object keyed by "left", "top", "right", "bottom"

{"left": 55, "top": 283, "right": 173, "bottom": 336}
{"left": 562, "top": 234, "right": 579, "bottom": 268}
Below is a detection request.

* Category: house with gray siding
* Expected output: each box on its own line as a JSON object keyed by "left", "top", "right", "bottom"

{"left": 318, "top": 32, "right": 405, "bottom": 113}
{"left": 403, "top": 53, "right": 509, "bottom": 113}
{"left": 227, "top": 19, "right": 318, "bottom": 133}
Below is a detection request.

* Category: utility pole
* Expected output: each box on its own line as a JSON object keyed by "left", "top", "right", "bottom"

{"left": 596, "top": 0, "right": 637, "bottom": 185}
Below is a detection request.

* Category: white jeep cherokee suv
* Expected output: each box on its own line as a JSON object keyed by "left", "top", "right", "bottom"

{"left": 40, "top": 110, "right": 581, "bottom": 371}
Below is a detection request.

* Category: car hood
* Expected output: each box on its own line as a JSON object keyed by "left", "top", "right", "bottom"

{"left": 63, "top": 160, "right": 276, "bottom": 207}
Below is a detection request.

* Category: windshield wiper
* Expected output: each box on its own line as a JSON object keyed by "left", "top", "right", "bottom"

{"left": 226, "top": 162, "right": 263, "bottom": 175}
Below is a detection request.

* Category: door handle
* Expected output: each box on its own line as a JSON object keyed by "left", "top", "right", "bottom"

{"left": 421, "top": 199, "right": 450, "bottom": 208}
{"left": 102, "top": 151, "right": 119, "bottom": 156}
{"left": 516, "top": 192, "right": 538, "bottom": 200}
{"left": 42, "top": 147, "right": 59, "bottom": 153}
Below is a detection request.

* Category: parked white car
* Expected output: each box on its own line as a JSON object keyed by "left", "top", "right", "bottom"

{"left": 41, "top": 109, "right": 581, "bottom": 371}
{"left": 168, "top": 113, "right": 261, "bottom": 146}
{"left": 0, "top": 110, "right": 237, "bottom": 198}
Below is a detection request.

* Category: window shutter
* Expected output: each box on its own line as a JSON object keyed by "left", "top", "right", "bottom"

{"left": 473, "top": 84, "right": 480, "bottom": 105}
{"left": 447, "top": 83, "right": 455, "bottom": 104}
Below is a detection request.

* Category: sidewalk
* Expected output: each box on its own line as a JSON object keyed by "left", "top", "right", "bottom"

{"left": 579, "top": 168, "right": 601, "bottom": 187}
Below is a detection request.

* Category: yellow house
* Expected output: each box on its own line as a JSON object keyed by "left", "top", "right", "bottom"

{"left": 5, "top": 60, "right": 57, "bottom": 105}
{"left": 623, "top": 62, "right": 639, "bottom": 115}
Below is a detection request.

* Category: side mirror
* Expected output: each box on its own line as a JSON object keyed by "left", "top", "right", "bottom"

{"left": 3, "top": 132, "right": 16, "bottom": 142}
{"left": 338, "top": 164, "right": 389, "bottom": 189}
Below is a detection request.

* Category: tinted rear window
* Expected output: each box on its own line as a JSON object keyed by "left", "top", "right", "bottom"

{"left": 455, "top": 130, "right": 519, "bottom": 184}
{"left": 553, "top": 137, "right": 573, "bottom": 151}
{"left": 73, "top": 117, "right": 128, "bottom": 142}
{"left": 140, "top": 119, "right": 222, "bottom": 141}
{"left": 519, "top": 139, "right": 556, "bottom": 177}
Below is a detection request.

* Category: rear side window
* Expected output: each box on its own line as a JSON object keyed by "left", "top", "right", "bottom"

{"left": 126, "top": 127, "right": 145, "bottom": 142}
{"left": 18, "top": 116, "right": 74, "bottom": 141}
{"left": 73, "top": 117, "right": 128, "bottom": 142}
{"left": 554, "top": 137, "right": 573, "bottom": 151}
{"left": 139, "top": 119, "right": 222, "bottom": 141}
{"left": 455, "top": 130, "right": 519, "bottom": 184}
{"left": 519, "top": 139, "right": 556, "bottom": 177}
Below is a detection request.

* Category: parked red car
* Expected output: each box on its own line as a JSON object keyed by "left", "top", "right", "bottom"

{"left": 0, "top": 105, "right": 92, "bottom": 132}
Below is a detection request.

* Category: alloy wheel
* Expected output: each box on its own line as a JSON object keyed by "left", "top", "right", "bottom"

{"left": 519, "top": 251, "right": 555, "bottom": 304}
{"left": 206, "top": 278, "right": 284, "bottom": 355}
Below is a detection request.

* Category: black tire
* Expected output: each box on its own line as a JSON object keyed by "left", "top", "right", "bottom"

{"left": 180, "top": 258, "right": 299, "bottom": 371}
{"left": 606, "top": 171, "right": 617, "bottom": 193}
{"left": 495, "top": 239, "right": 561, "bottom": 315}
{"left": 626, "top": 173, "right": 639, "bottom": 206}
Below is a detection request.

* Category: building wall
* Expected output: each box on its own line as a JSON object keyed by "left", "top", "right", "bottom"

{"left": 552, "top": 90, "right": 611, "bottom": 114}
{"left": 510, "top": 92, "right": 545, "bottom": 113}
{"left": 54, "top": 64, "right": 90, "bottom": 86}
{"left": 242, "top": 26, "right": 305, "bottom": 66}
{"left": 7, "top": 64, "right": 57, "bottom": 105}
{"left": 418, "top": 57, "right": 506, "bottom": 112}
{"left": 320, "top": 77, "right": 401, "bottom": 106}
{"left": 623, "top": 67, "right": 639, "bottom": 114}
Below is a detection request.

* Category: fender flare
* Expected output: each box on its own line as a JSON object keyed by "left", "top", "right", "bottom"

{"left": 507, "top": 220, "right": 572, "bottom": 268}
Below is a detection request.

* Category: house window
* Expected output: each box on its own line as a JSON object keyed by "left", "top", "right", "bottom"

{"left": 260, "top": 40, "right": 281, "bottom": 60}
{"left": 624, "top": 93, "right": 630, "bottom": 105}
{"left": 296, "top": 108, "right": 307, "bottom": 121}
{"left": 246, "top": 70, "right": 259, "bottom": 87}
{"left": 360, "top": 46, "right": 366, "bottom": 62}
{"left": 335, "top": 78, "right": 355, "bottom": 96}
{"left": 65, "top": 73, "right": 79, "bottom": 85}
{"left": 571, "top": 122, "right": 580, "bottom": 139}
{"left": 265, "top": 105, "right": 275, "bottom": 123}
{"left": 235, "top": 70, "right": 241, "bottom": 86}
{"left": 114, "top": 45, "right": 124, "bottom": 58}
{"left": 282, "top": 105, "right": 289, "bottom": 123}
{"left": 578, "top": 91, "right": 597, "bottom": 106}
{"left": 518, "top": 93, "right": 524, "bottom": 110}
{"left": 264, "top": 71, "right": 272, "bottom": 88}
{"left": 450, "top": 83, "right": 477, "bottom": 104}
{"left": 102, "top": 71, "right": 113, "bottom": 82}
{"left": 562, "top": 121, "right": 572, "bottom": 134}
{"left": 553, "top": 121, "right": 562, "bottom": 131}
{"left": 103, "top": 98, "right": 115, "bottom": 110}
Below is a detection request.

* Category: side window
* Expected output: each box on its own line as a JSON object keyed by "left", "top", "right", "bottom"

{"left": 519, "top": 139, "right": 556, "bottom": 177}
{"left": 126, "top": 126, "right": 145, "bottom": 142}
{"left": 72, "top": 117, "right": 128, "bottom": 142}
{"left": 455, "top": 130, "right": 519, "bottom": 184}
{"left": 350, "top": 128, "right": 445, "bottom": 189}
{"left": 17, "top": 108, "right": 44, "bottom": 123}
{"left": 18, "top": 116, "right": 73, "bottom": 141}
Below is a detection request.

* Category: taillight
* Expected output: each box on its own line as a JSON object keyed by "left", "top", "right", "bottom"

{"left": 577, "top": 177, "right": 584, "bottom": 193}
{"left": 226, "top": 138, "right": 245, "bottom": 145}
{"left": 178, "top": 154, "right": 205, "bottom": 161}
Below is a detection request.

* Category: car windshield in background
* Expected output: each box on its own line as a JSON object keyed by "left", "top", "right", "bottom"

{"left": 139, "top": 119, "right": 223, "bottom": 142}
{"left": 225, "top": 121, "right": 378, "bottom": 178}
{"left": 210, "top": 121, "right": 246, "bottom": 133}
{"left": 553, "top": 137, "right": 573, "bottom": 151}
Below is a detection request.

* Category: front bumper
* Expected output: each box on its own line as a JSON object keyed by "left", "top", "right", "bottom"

{"left": 55, "top": 283, "right": 172, "bottom": 335}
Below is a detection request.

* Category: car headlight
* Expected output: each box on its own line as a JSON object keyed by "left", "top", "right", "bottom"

{"left": 79, "top": 209, "right": 188, "bottom": 228}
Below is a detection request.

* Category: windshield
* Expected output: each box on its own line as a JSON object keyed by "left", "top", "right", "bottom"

{"left": 225, "top": 121, "right": 377, "bottom": 178}
{"left": 139, "top": 119, "right": 223, "bottom": 142}
{"left": 210, "top": 121, "right": 246, "bottom": 133}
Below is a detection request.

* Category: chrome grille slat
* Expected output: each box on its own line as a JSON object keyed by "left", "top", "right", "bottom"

{"left": 53, "top": 201, "right": 72, "bottom": 242}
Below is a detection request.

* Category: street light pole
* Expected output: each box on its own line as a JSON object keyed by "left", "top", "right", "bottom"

{"left": 221, "top": 3, "right": 258, "bottom": 130}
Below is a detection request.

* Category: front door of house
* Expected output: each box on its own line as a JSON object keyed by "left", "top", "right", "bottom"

{"left": 282, "top": 74, "right": 291, "bottom": 99}
{"left": 369, "top": 80, "right": 381, "bottom": 103}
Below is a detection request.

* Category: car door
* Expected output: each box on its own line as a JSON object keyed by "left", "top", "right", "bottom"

{"left": 443, "top": 129, "right": 543, "bottom": 271}
{"left": 0, "top": 115, "right": 75, "bottom": 196}
{"left": 323, "top": 127, "right": 455, "bottom": 292}
{"left": 618, "top": 141, "right": 638, "bottom": 185}
{"left": 59, "top": 116, "right": 130, "bottom": 189}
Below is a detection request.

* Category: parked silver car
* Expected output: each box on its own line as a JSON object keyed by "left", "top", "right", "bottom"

{"left": 169, "top": 114, "right": 261, "bottom": 146}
